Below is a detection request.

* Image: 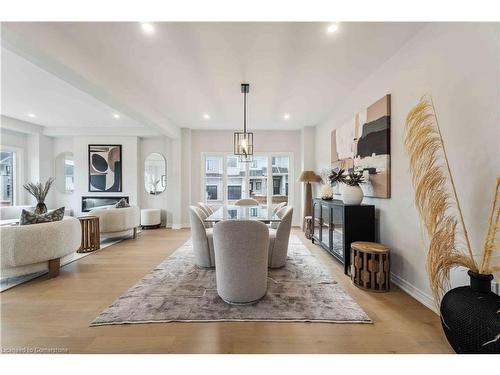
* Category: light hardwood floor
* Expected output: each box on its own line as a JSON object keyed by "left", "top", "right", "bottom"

{"left": 0, "top": 228, "right": 453, "bottom": 354}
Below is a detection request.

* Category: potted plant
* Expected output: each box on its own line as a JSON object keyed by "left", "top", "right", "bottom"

{"left": 23, "top": 177, "right": 55, "bottom": 214}
{"left": 341, "top": 171, "right": 365, "bottom": 205}
{"left": 327, "top": 168, "right": 345, "bottom": 195}
{"left": 405, "top": 96, "right": 500, "bottom": 353}
{"left": 320, "top": 184, "right": 334, "bottom": 200}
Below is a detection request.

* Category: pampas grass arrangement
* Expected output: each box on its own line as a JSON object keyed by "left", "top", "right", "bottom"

{"left": 23, "top": 177, "right": 55, "bottom": 214}
{"left": 404, "top": 96, "right": 499, "bottom": 304}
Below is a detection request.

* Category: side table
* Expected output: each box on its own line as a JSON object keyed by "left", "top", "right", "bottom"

{"left": 77, "top": 216, "right": 100, "bottom": 253}
{"left": 351, "top": 241, "right": 390, "bottom": 292}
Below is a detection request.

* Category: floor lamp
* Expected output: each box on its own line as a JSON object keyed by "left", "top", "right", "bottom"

{"left": 298, "top": 170, "right": 321, "bottom": 228}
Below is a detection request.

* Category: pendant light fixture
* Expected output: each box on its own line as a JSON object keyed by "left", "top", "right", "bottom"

{"left": 233, "top": 83, "right": 253, "bottom": 162}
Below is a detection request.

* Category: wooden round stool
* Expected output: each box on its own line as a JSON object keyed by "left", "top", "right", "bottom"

{"left": 351, "top": 241, "right": 390, "bottom": 292}
{"left": 77, "top": 216, "right": 100, "bottom": 253}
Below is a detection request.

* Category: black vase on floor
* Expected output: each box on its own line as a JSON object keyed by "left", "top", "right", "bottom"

{"left": 34, "top": 202, "right": 47, "bottom": 215}
{"left": 440, "top": 270, "right": 500, "bottom": 353}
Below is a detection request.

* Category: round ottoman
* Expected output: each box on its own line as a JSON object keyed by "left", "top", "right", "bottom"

{"left": 140, "top": 209, "right": 161, "bottom": 229}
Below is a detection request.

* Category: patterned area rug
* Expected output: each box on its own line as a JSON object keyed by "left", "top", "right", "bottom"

{"left": 91, "top": 236, "right": 371, "bottom": 325}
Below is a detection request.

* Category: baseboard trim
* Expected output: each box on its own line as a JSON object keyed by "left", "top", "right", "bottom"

{"left": 390, "top": 272, "right": 438, "bottom": 314}
{"left": 170, "top": 224, "right": 190, "bottom": 229}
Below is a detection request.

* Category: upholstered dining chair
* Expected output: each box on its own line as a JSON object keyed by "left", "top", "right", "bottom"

{"left": 196, "top": 203, "right": 213, "bottom": 228}
{"left": 197, "top": 202, "right": 214, "bottom": 216}
{"left": 272, "top": 202, "right": 287, "bottom": 214}
{"left": 268, "top": 206, "right": 293, "bottom": 268}
{"left": 269, "top": 204, "right": 287, "bottom": 229}
{"left": 188, "top": 206, "right": 215, "bottom": 268}
{"left": 213, "top": 220, "right": 269, "bottom": 305}
{"left": 234, "top": 198, "right": 259, "bottom": 206}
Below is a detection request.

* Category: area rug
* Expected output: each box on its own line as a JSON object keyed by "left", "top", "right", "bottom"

{"left": 91, "top": 235, "right": 371, "bottom": 325}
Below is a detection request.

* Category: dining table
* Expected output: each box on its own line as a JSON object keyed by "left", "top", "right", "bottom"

{"left": 204, "top": 205, "right": 281, "bottom": 224}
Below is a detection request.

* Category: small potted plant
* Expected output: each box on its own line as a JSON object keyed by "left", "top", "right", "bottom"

{"left": 320, "top": 184, "right": 334, "bottom": 200}
{"left": 341, "top": 171, "right": 365, "bottom": 205}
{"left": 23, "top": 177, "right": 55, "bottom": 214}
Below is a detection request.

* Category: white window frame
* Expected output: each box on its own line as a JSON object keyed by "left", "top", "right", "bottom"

{"left": 201, "top": 152, "right": 294, "bottom": 207}
{"left": 0, "top": 145, "right": 24, "bottom": 206}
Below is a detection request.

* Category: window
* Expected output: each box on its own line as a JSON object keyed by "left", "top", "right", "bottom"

{"left": 0, "top": 151, "right": 15, "bottom": 206}
{"left": 205, "top": 156, "right": 223, "bottom": 202}
{"left": 203, "top": 154, "right": 291, "bottom": 207}
{"left": 206, "top": 185, "right": 218, "bottom": 200}
{"left": 206, "top": 159, "right": 216, "bottom": 172}
{"left": 226, "top": 156, "right": 246, "bottom": 203}
{"left": 227, "top": 185, "right": 242, "bottom": 200}
{"left": 272, "top": 156, "right": 289, "bottom": 205}
{"left": 273, "top": 177, "right": 281, "bottom": 195}
{"left": 249, "top": 155, "right": 267, "bottom": 205}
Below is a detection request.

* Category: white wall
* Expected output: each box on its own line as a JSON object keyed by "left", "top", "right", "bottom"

{"left": 314, "top": 23, "right": 500, "bottom": 310}
{"left": 186, "top": 129, "right": 304, "bottom": 227}
{"left": 0, "top": 122, "right": 54, "bottom": 206}
{"left": 51, "top": 135, "right": 178, "bottom": 224}
{"left": 54, "top": 136, "right": 140, "bottom": 217}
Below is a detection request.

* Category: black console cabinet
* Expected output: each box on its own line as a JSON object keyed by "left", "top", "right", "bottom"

{"left": 312, "top": 198, "right": 375, "bottom": 275}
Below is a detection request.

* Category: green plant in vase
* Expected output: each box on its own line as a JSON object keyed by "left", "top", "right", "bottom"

{"left": 327, "top": 168, "right": 346, "bottom": 186}
{"left": 341, "top": 171, "right": 365, "bottom": 205}
{"left": 23, "top": 177, "right": 55, "bottom": 214}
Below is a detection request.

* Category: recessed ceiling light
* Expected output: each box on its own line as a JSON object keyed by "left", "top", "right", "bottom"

{"left": 203, "top": 113, "right": 211, "bottom": 120}
{"left": 113, "top": 113, "right": 120, "bottom": 119}
{"left": 327, "top": 23, "right": 339, "bottom": 33}
{"left": 27, "top": 113, "right": 36, "bottom": 118}
{"left": 283, "top": 113, "right": 291, "bottom": 120}
{"left": 140, "top": 22, "right": 155, "bottom": 35}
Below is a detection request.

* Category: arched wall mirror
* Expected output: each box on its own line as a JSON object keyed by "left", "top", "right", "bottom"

{"left": 55, "top": 152, "right": 75, "bottom": 194}
{"left": 144, "top": 153, "right": 167, "bottom": 195}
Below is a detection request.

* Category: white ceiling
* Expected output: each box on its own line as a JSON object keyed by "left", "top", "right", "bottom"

{"left": 1, "top": 47, "right": 148, "bottom": 129}
{"left": 1, "top": 22, "right": 426, "bottom": 136}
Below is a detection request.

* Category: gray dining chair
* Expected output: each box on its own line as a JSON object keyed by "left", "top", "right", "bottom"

{"left": 189, "top": 206, "right": 215, "bottom": 268}
{"left": 268, "top": 206, "right": 293, "bottom": 268}
{"left": 234, "top": 198, "right": 259, "bottom": 206}
{"left": 213, "top": 220, "right": 269, "bottom": 304}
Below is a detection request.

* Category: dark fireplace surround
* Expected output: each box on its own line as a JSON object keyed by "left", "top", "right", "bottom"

{"left": 82, "top": 196, "right": 129, "bottom": 212}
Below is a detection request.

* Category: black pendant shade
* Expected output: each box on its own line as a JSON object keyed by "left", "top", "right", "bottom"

{"left": 234, "top": 83, "right": 253, "bottom": 162}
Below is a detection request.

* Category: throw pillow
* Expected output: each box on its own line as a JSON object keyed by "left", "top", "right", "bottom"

{"left": 115, "top": 198, "right": 130, "bottom": 208}
{"left": 20, "top": 206, "right": 66, "bottom": 225}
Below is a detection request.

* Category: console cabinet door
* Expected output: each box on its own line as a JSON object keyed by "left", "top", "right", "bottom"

{"left": 313, "top": 200, "right": 321, "bottom": 241}
{"left": 320, "top": 204, "right": 331, "bottom": 249}
{"left": 331, "top": 204, "right": 344, "bottom": 258}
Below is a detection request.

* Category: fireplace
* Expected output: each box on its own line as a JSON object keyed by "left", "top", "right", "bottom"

{"left": 82, "top": 196, "right": 129, "bottom": 212}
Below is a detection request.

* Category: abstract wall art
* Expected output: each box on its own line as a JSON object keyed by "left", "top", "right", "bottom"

{"left": 331, "top": 94, "right": 391, "bottom": 198}
{"left": 88, "top": 144, "right": 122, "bottom": 192}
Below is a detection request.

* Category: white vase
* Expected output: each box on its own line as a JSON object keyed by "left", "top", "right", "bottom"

{"left": 341, "top": 185, "right": 364, "bottom": 205}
